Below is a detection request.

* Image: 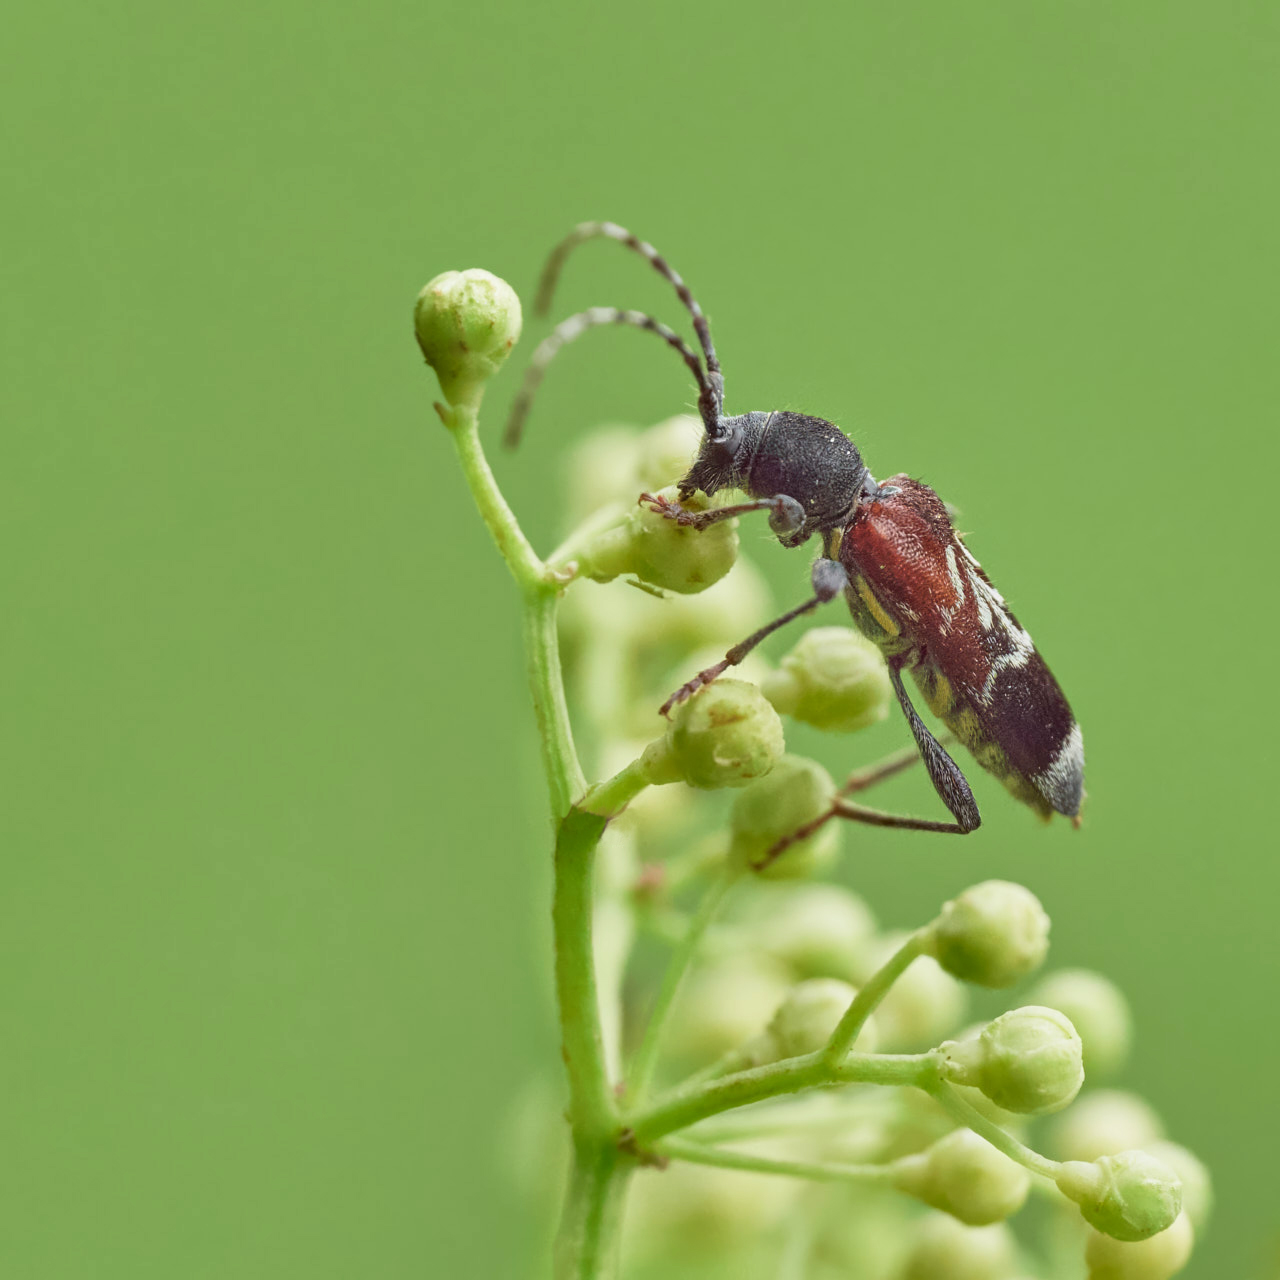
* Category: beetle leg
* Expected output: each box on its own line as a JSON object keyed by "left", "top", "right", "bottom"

{"left": 885, "top": 661, "right": 981, "bottom": 833}
{"left": 639, "top": 490, "right": 804, "bottom": 535}
{"left": 658, "top": 559, "right": 847, "bottom": 717}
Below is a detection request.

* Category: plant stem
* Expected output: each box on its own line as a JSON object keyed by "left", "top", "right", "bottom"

{"left": 554, "top": 808, "right": 619, "bottom": 1141}
{"left": 627, "top": 867, "right": 739, "bottom": 1106}
{"left": 823, "top": 930, "right": 926, "bottom": 1065}
{"left": 438, "top": 387, "right": 628, "bottom": 1275}
{"left": 630, "top": 1051, "right": 937, "bottom": 1144}
{"left": 553, "top": 1142, "right": 635, "bottom": 1280}
{"left": 525, "top": 586, "right": 589, "bottom": 817}
{"left": 656, "top": 1136, "right": 898, "bottom": 1185}
{"left": 442, "top": 401, "right": 544, "bottom": 589}
{"left": 578, "top": 755, "right": 651, "bottom": 819}
{"left": 926, "top": 1082, "right": 1061, "bottom": 1180}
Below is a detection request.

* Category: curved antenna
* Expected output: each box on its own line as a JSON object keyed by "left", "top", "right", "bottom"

{"left": 503, "top": 307, "right": 711, "bottom": 450}
{"left": 535, "top": 222, "right": 724, "bottom": 417}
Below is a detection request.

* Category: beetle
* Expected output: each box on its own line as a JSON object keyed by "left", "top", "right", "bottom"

{"left": 506, "top": 222, "right": 1084, "bottom": 839}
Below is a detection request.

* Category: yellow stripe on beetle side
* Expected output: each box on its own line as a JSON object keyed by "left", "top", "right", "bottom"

{"left": 855, "top": 577, "right": 900, "bottom": 638}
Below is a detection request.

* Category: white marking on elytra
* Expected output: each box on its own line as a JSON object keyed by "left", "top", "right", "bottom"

{"left": 944, "top": 545, "right": 966, "bottom": 606}
{"left": 1033, "top": 722, "right": 1084, "bottom": 803}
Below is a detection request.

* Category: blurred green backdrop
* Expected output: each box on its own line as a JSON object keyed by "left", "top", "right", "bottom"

{"left": 3, "top": 1, "right": 1276, "bottom": 1276}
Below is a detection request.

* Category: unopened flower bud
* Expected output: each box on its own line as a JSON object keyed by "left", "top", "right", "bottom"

{"left": 413, "top": 269, "right": 521, "bottom": 406}
{"left": 942, "top": 1006, "right": 1084, "bottom": 1115}
{"left": 641, "top": 680, "right": 784, "bottom": 791}
{"left": 576, "top": 486, "right": 739, "bottom": 594}
{"left": 755, "top": 884, "right": 878, "bottom": 982}
{"left": 926, "top": 881, "right": 1050, "bottom": 989}
{"left": 634, "top": 415, "right": 703, "bottom": 491}
{"left": 866, "top": 934, "right": 967, "bottom": 1051}
{"left": 1049, "top": 1091, "right": 1164, "bottom": 1163}
{"left": 1056, "top": 1150, "right": 1183, "bottom": 1242}
{"left": 726, "top": 755, "right": 839, "bottom": 878}
{"left": 1144, "top": 1143, "right": 1210, "bottom": 1233}
{"left": 624, "top": 1159, "right": 799, "bottom": 1257}
{"left": 900, "top": 1215, "right": 1019, "bottom": 1280}
{"left": 1085, "top": 1213, "right": 1194, "bottom": 1280}
{"left": 761, "top": 626, "right": 891, "bottom": 732}
{"left": 759, "top": 978, "right": 877, "bottom": 1060}
{"left": 894, "top": 1127, "right": 1031, "bottom": 1225}
{"left": 1029, "top": 969, "right": 1132, "bottom": 1079}
{"left": 664, "top": 957, "right": 791, "bottom": 1064}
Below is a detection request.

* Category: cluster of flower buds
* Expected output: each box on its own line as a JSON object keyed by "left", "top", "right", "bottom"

{"left": 422, "top": 274, "right": 1208, "bottom": 1280}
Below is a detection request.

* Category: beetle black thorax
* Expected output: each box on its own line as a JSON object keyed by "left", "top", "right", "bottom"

{"left": 678, "top": 411, "right": 868, "bottom": 545}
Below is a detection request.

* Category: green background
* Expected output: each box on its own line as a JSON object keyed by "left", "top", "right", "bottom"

{"left": 4, "top": 2, "right": 1276, "bottom": 1276}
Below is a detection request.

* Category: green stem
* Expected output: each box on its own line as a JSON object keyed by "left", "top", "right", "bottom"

{"left": 525, "top": 587, "right": 589, "bottom": 818}
{"left": 656, "top": 1136, "right": 899, "bottom": 1186}
{"left": 438, "top": 387, "right": 628, "bottom": 1274}
{"left": 627, "top": 867, "right": 739, "bottom": 1106}
{"left": 926, "top": 1081, "right": 1061, "bottom": 1180}
{"left": 823, "top": 930, "right": 927, "bottom": 1065}
{"left": 631, "top": 1051, "right": 937, "bottom": 1144}
{"left": 443, "top": 401, "right": 545, "bottom": 588}
{"left": 578, "top": 755, "right": 651, "bottom": 819}
{"left": 554, "top": 807, "right": 618, "bottom": 1142}
{"left": 553, "top": 1143, "right": 635, "bottom": 1280}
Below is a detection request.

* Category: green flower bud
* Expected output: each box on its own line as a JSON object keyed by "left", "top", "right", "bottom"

{"left": 754, "top": 884, "right": 879, "bottom": 982}
{"left": 925, "top": 881, "right": 1050, "bottom": 989}
{"left": 1144, "top": 1143, "right": 1211, "bottom": 1233}
{"left": 642, "top": 679, "right": 784, "bottom": 791}
{"left": 761, "top": 977, "right": 878, "bottom": 1059}
{"left": 624, "top": 1159, "right": 800, "bottom": 1258}
{"left": 664, "top": 956, "right": 791, "bottom": 1064}
{"left": 761, "top": 626, "right": 891, "bottom": 732}
{"left": 900, "top": 1215, "right": 1019, "bottom": 1280}
{"left": 1085, "top": 1213, "right": 1194, "bottom": 1280}
{"left": 1049, "top": 1090, "right": 1164, "bottom": 1163}
{"left": 564, "top": 427, "right": 644, "bottom": 523}
{"left": 413, "top": 269, "right": 521, "bottom": 406}
{"left": 634, "top": 414, "right": 704, "bottom": 491}
{"left": 1028, "top": 968, "right": 1133, "bottom": 1079}
{"left": 894, "top": 1127, "right": 1031, "bottom": 1225}
{"left": 1057, "top": 1150, "right": 1183, "bottom": 1242}
{"left": 726, "top": 754, "right": 840, "bottom": 878}
{"left": 576, "top": 485, "right": 739, "bottom": 594}
{"left": 627, "top": 553, "right": 773, "bottom": 653}
{"left": 865, "top": 934, "right": 968, "bottom": 1051}
{"left": 942, "top": 1006, "right": 1084, "bottom": 1115}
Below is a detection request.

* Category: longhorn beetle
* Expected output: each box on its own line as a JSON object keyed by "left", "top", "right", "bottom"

{"left": 506, "top": 222, "right": 1084, "bottom": 839}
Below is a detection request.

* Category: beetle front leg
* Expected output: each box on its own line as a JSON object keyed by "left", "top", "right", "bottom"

{"left": 639, "top": 490, "right": 805, "bottom": 537}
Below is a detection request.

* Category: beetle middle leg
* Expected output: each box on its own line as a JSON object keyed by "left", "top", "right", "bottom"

{"left": 751, "top": 736, "right": 973, "bottom": 869}
{"left": 658, "top": 558, "right": 847, "bottom": 717}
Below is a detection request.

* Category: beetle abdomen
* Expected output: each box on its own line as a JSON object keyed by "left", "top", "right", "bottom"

{"left": 840, "top": 476, "right": 1084, "bottom": 820}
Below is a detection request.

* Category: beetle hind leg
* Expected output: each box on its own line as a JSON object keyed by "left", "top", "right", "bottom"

{"left": 885, "top": 661, "right": 981, "bottom": 833}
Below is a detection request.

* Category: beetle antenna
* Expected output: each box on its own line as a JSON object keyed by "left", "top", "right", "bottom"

{"left": 503, "top": 307, "right": 712, "bottom": 450}
{"left": 534, "top": 222, "right": 724, "bottom": 420}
